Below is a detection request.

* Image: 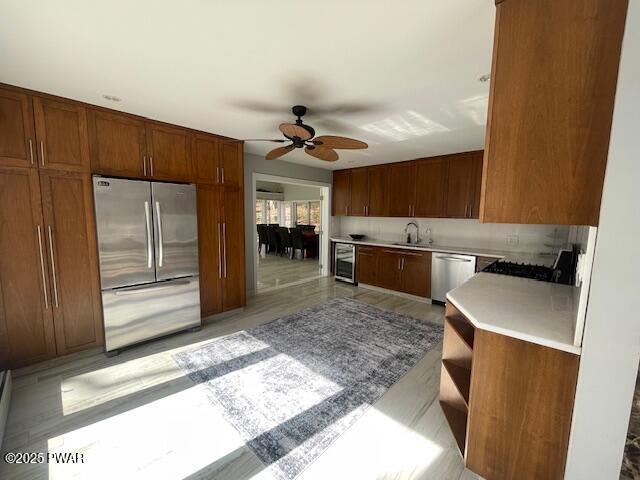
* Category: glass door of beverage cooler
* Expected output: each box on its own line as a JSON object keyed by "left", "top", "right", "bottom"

{"left": 334, "top": 243, "right": 356, "bottom": 283}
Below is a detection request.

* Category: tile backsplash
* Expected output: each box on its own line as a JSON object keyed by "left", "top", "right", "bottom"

{"left": 337, "top": 216, "right": 571, "bottom": 254}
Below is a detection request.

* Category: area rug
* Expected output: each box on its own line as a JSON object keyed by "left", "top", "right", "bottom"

{"left": 173, "top": 297, "right": 443, "bottom": 480}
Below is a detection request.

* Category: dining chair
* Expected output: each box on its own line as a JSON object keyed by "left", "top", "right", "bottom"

{"left": 257, "top": 224, "right": 269, "bottom": 254}
{"left": 289, "top": 227, "right": 306, "bottom": 260}
{"left": 266, "top": 226, "right": 281, "bottom": 255}
{"left": 278, "top": 227, "right": 292, "bottom": 257}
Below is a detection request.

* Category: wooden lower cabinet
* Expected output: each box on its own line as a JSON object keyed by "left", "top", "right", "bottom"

{"left": 221, "top": 187, "right": 245, "bottom": 311}
{"left": 39, "top": 171, "right": 103, "bottom": 354}
{"left": 0, "top": 167, "right": 57, "bottom": 368}
{"left": 356, "top": 245, "right": 431, "bottom": 298}
{"left": 440, "top": 301, "right": 579, "bottom": 480}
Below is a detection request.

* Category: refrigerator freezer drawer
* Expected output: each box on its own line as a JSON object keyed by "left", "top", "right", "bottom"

{"left": 102, "top": 276, "right": 201, "bottom": 352}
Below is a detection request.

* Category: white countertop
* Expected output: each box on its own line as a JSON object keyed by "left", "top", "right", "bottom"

{"left": 447, "top": 273, "right": 581, "bottom": 354}
{"left": 330, "top": 236, "right": 556, "bottom": 266}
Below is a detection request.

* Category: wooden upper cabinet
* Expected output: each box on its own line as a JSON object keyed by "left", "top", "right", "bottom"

{"left": 0, "top": 167, "right": 56, "bottom": 369}
{"left": 33, "top": 98, "right": 90, "bottom": 172}
{"left": 332, "top": 169, "right": 351, "bottom": 216}
{"left": 219, "top": 141, "right": 243, "bottom": 187}
{"left": 146, "top": 122, "right": 192, "bottom": 182}
{"left": 445, "top": 153, "right": 476, "bottom": 218}
{"left": 414, "top": 157, "right": 448, "bottom": 218}
{"left": 192, "top": 133, "right": 220, "bottom": 184}
{"left": 39, "top": 171, "right": 103, "bottom": 354}
{"left": 470, "top": 151, "right": 483, "bottom": 219}
{"left": 88, "top": 109, "right": 147, "bottom": 178}
{"left": 387, "top": 161, "right": 417, "bottom": 217}
{"left": 480, "top": 0, "right": 628, "bottom": 225}
{"left": 350, "top": 167, "right": 369, "bottom": 216}
{"left": 367, "top": 165, "right": 388, "bottom": 217}
{"left": 0, "top": 88, "right": 36, "bottom": 168}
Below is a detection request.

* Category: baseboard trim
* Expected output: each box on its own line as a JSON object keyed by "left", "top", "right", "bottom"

{"left": 357, "top": 283, "right": 433, "bottom": 304}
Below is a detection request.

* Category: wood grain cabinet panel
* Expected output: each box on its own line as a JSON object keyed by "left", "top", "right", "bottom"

{"left": 219, "top": 141, "right": 243, "bottom": 187}
{"left": 349, "top": 167, "right": 369, "bottom": 216}
{"left": 414, "top": 157, "right": 448, "bottom": 218}
{"left": 386, "top": 162, "right": 416, "bottom": 217}
{"left": 221, "top": 187, "right": 245, "bottom": 311}
{"left": 193, "top": 134, "right": 220, "bottom": 184}
{"left": 367, "top": 165, "right": 388, "bottom": 217}
{"left": 197, "top": 184, "right": 222, "bottom": 317}
{"left": 400, "top": 251, "right": 431, "bottom": 298}
{"left": 0, "top": 167, "right": 56, "bottom": 369}
{"left": 376, "top": 250, "right": 402, "bottom": 291}
{"left": 445, "top": 153, "right": 475, "bottom": 218}
{"left": 480, "top": 0, "right": 628, "bottom": 225}
{"left": 332, "top": 169, "right": 351, "bottom": 216}
{"left": 465, "top": 329, "right": 579, "bottom": 480}
{"left": 356, "top": 246, "right": 378, "bottom": 285}
{"left": 39, "top": 171, "right": 103, "bottom": 354}
{"left": 33, "top": 98, "right": 90, "bottom": 172}
{"left": 146, "top": 122, "right": 192, "bottom": 182}
{"left": 0, "top": 88, "right": 36, "bottom": 168}
{"left": 88, "top": 109, "right": 147, "bottom": 178}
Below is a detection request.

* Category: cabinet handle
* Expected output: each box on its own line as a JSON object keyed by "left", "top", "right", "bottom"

{"left": 40, "top": 141, "right": 45, "bottom": 166}
{"left": 143, "top": 156, "right": 147, "bottom": 176}
{"left": 149, "top": 156, "right": 154, "bottom": 176}
{"left": 469, "top": 205, "right": 473, "bottom": 218}
{"left": 217, "top": 223, "right": 223, "bottom": 278}
{"left": 47, "top": 226, "right": 59, "bottom": 308}
{"left": 397, "top": 257, "right": 402, "bottom": 270}
{"left": 36, "top": 226, "right": 49, "bottom": 309}
{"left": 223, "top": 222, "right": 228, "bottom": 278}
{"left": 29, "top": 139, "right": 34, "bottom": 164}
{"left": 221, "top": 167, "right": 225, "bottom": 184}
{"left": 401, "top": 257, "right": 405, "bottom": 270}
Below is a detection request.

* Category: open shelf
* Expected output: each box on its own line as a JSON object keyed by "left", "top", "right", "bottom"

{"left": 440, "top": 400, "right": 467, "bottom": 456}
{"left": 445, "top": 313, "right": 475, "bottom": 350}
{"left": 442, "top": 359, "right": 471, "bottom": 407}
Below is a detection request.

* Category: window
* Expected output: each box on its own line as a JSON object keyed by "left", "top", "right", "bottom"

{"left": 266, "top": 200, "right": 279, "bottom": 224}
{"left": 296, "top": 203, "right": 309, "bottom": 226}
{"left": 282, "top": 202, "right": 293, "bottom": 227}
{"left": 309, "top": 201, "right": 321, "bottom": 227}
{"left": 255, "top": 200, "right": 264, "bottom": 224}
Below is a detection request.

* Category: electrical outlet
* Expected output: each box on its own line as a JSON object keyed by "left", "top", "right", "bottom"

{"left": 506, "top": 234, "right": 519, "bottom": 246}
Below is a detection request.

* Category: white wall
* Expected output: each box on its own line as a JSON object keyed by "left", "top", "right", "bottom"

{"left": 283, "top": 184, "right": 321, "bottom": 201}
{"left": 564, "top": 2, "right": 640, "bottom": 478}
{"left": 338, "top": 216, "right": 569, "bottom": 254}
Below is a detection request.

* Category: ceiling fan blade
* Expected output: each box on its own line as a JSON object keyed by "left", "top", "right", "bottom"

{"left": 313, "top": 135, "right": 368, "bottom": 150}
{"left": 266, "top": 145, "right": 295, "bottom": 160}
{"left": 305, "top": 147, "right": 339, "bottom": 162}
{"left": 279, "top": 123, "right": 313, "bottom": 140}
{"left": 244, "top": 138, "right": 287, "bottom": 143}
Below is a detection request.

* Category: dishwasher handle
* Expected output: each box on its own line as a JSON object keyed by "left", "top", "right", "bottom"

{"left": 435, "top": 255, "right": 473, "bottom": 262}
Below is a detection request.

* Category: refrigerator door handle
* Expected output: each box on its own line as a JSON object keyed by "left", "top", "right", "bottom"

{"left": 113, "top": 280, "right": 191, "bottom": 295}
{"left": 144, "top": 201, "right": 153, "bottom": 268}
{"left": 155, "top": 201, "right": 164, "bottom": 267}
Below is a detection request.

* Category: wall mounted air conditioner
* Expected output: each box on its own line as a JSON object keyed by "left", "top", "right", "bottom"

{"left": 256, "top": 191, "right": 285, "bottom": 201}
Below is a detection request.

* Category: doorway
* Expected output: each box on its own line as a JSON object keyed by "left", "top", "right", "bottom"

{"left": 252, "top": 174, "right": 331, "bottom": 293}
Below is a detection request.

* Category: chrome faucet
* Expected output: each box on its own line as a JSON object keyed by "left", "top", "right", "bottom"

{"left": 404, "top": 222, "right": 420, "bottom": 244}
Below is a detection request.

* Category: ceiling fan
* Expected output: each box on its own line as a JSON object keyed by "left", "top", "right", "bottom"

{"left": 245, "top": 105, "right": 368, "bottom": 162}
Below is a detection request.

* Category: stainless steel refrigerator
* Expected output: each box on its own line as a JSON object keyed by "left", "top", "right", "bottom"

{"left": 93, "top": 176, "right": 200, "bottom": 353}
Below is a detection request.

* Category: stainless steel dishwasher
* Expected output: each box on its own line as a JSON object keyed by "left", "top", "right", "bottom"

{"left": 431, "top": 253, "right": 477, "bottom": 303}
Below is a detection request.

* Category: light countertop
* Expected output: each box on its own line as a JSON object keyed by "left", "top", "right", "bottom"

{"left": 446, "top": 273, "right": 581, "bottom": 354}
{"left": 330, "top": 235, "right": 556, "bottom": 266}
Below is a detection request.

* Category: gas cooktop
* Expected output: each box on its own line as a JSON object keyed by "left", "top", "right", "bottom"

{"left": 483, "top": 261, "right": 556, "bottom": 282}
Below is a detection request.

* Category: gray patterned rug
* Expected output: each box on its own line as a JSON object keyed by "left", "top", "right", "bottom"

{"left": 173, "top": 297, "right": 443, "bottom": 480}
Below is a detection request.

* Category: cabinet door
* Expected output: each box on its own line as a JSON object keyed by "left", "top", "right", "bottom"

{"left": 387, "top": 162, "right": 417, "bottom": 217}
{"left": 367, "top": 165, "right": 388, "bottom": 217}
{"left": 445, "top": 153, "right": 475, "bottom": 218}
{"left": 33, "top": 98, "right": 90, "bottom": 172}
{"left": 39, "top": 171, "right": 103, "bottom": 354}
{"left": 349, "top": 167, "right": 369, "bottom": 216}
{"left": 0, "top": 167, "right": 56, "bottom": 369}
{"left": 221, "top": 187, "right": 245, "bottom": 311}
{"left": 400, "top": 251, "right": 431, "bottom": 298}
{"left": 146, "top": 122, "right": 192, "bottom": 182}
{"left": 469, "top": 151, "right": 483, "bottom": 219}
{"left": 414, "top": 157, "right": 448, "bottom": 218}
{"left": 219, "top": 141, "right": 243, "bottom": 187}
{"left": 88, "top": 109, "right": 147, "bottom": 178}
{"left": 197, "top": 185, "right": 222, "bottom": 317}
{"left": 193, "top": 134, "right": 220, "bottom": 184}
{"left": 332, "top": 169, "right": 351, "bottom": 216}
{"left": 377, "top": 250, "right": 402, "bottom": 291}
{"left": 0, "top": 88, "right": 36, "bottom": 168}
{"left": 357, "top": 246, "right": 378, "bottom": 285}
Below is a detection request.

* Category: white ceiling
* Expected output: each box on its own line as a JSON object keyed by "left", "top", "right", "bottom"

{"left": 0, "top": 0, "right": 494, "bottom": 170}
